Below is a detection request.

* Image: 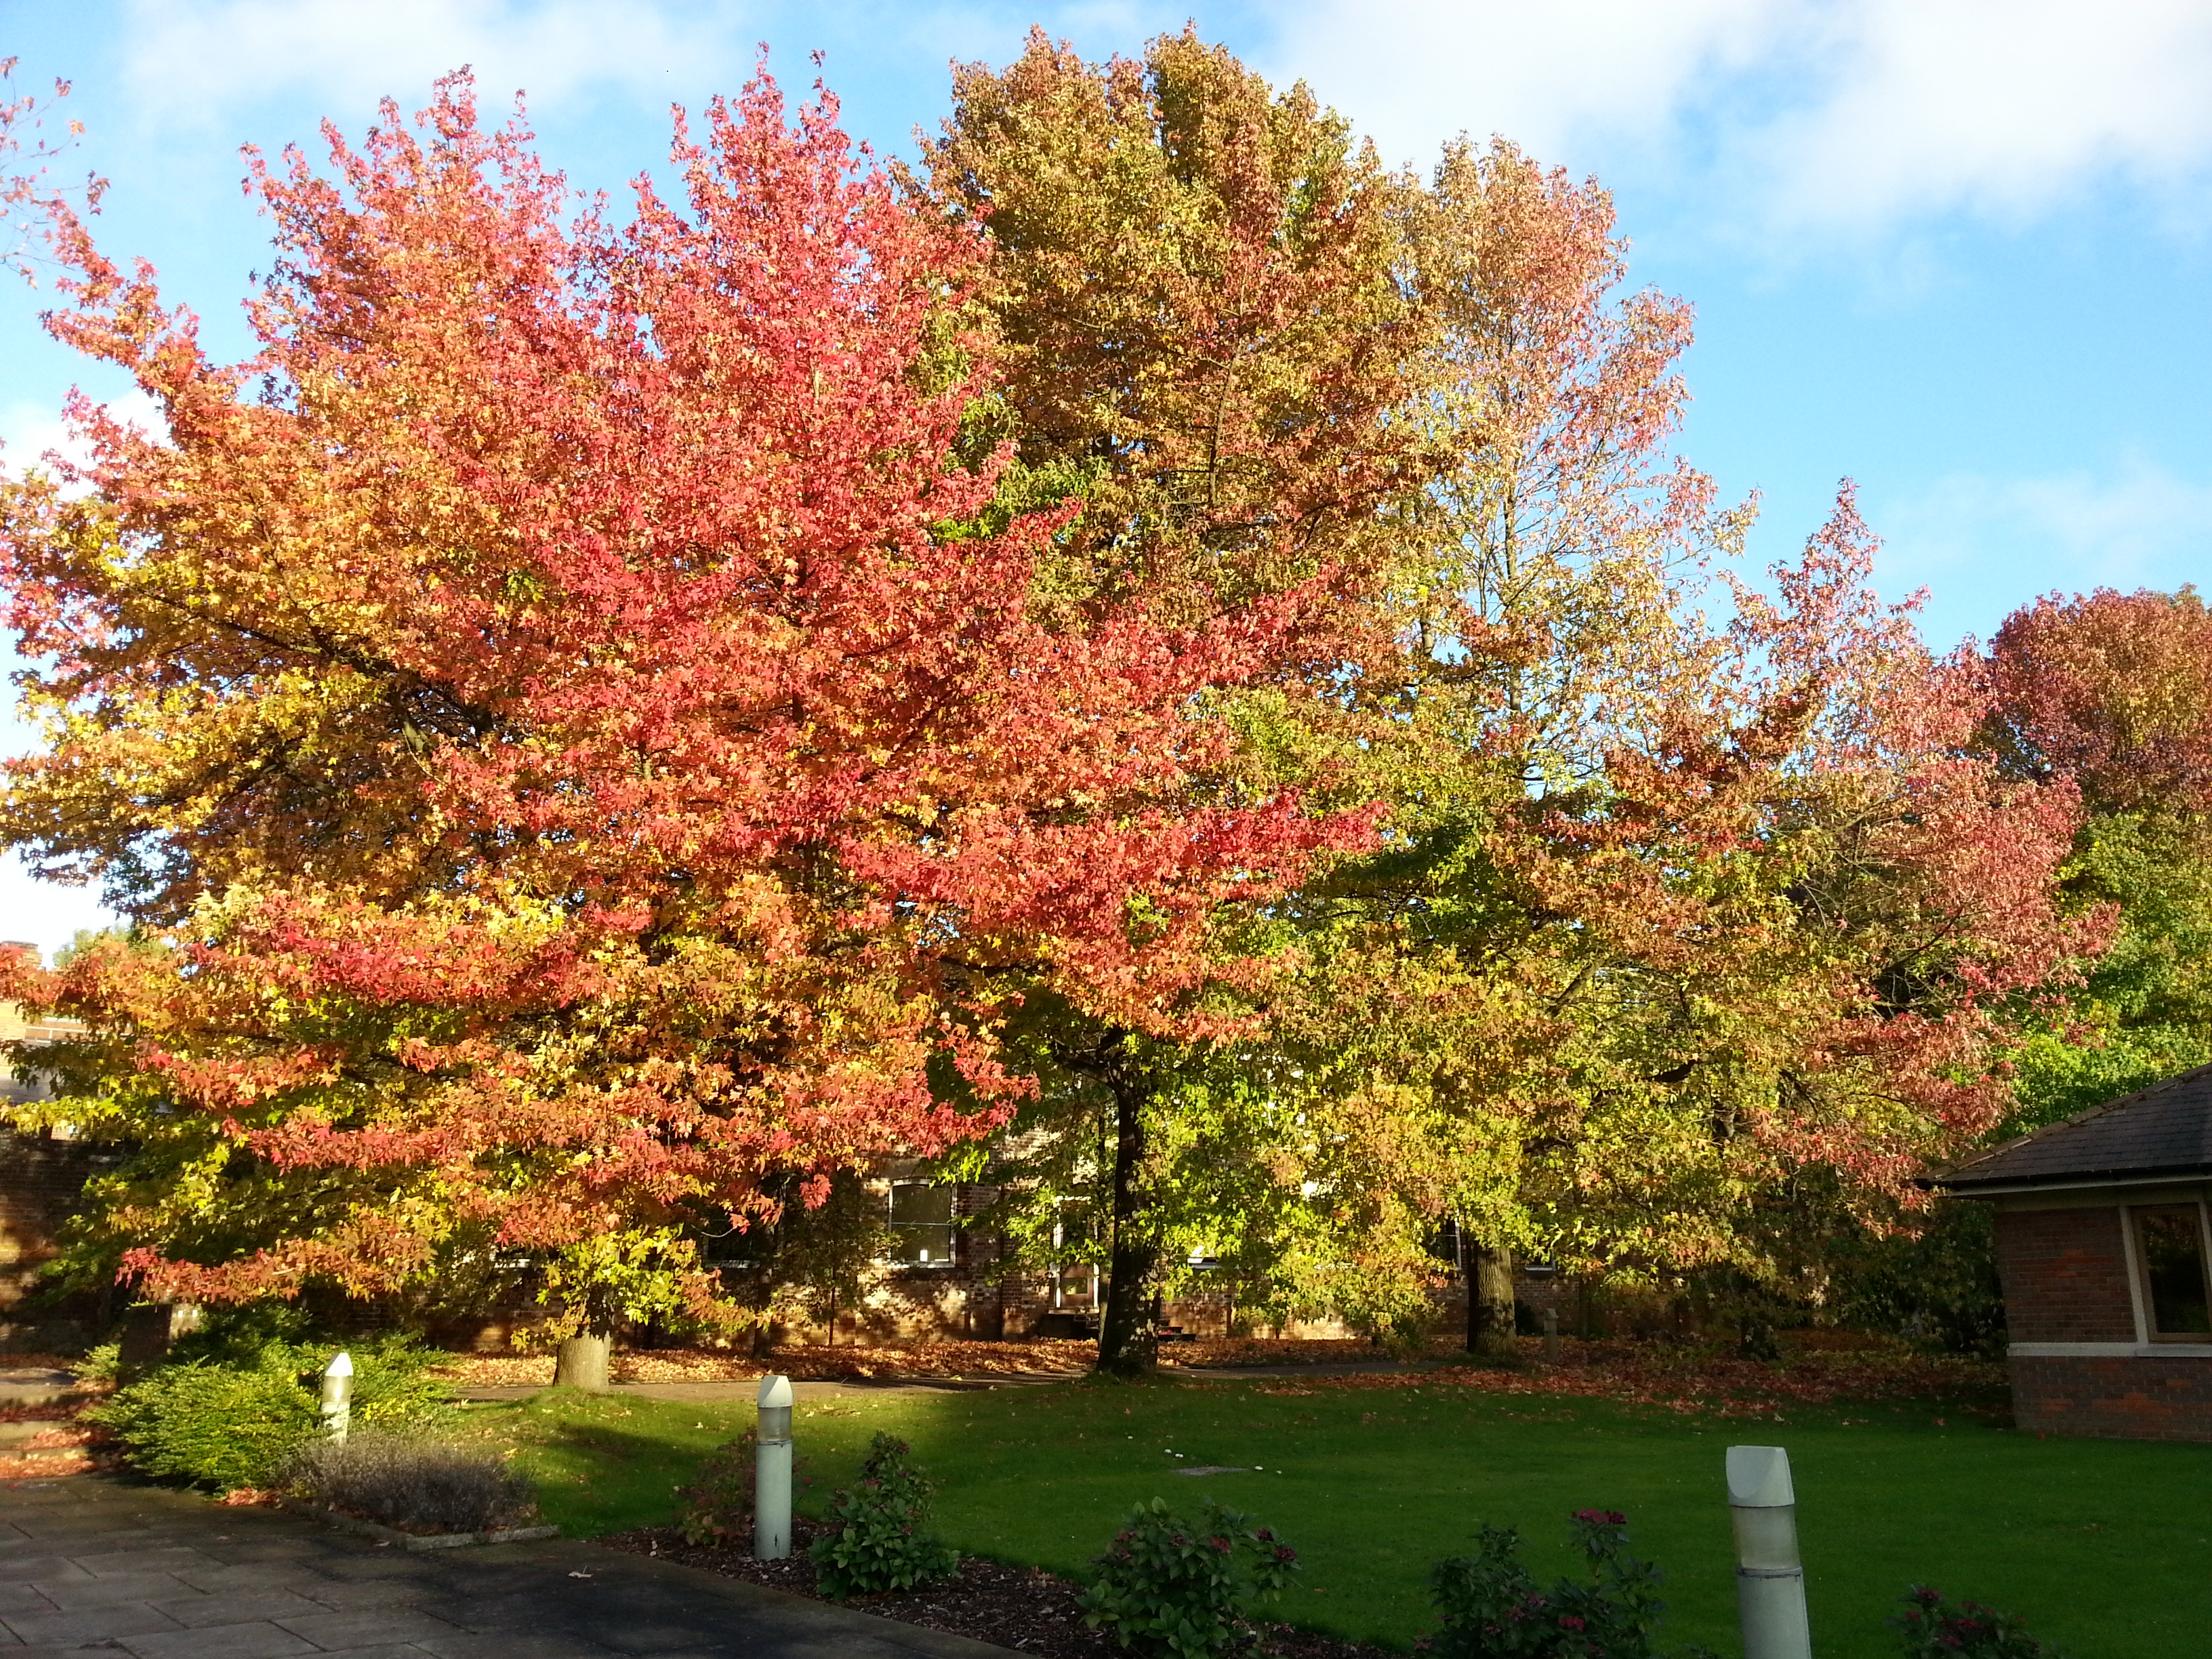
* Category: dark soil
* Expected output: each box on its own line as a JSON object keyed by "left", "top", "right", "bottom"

{"left": 599, "top": 1521, "right": 1393, "bottom": 1658}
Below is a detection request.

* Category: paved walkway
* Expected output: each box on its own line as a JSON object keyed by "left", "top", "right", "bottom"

{"left": 0, "top": 1477, "right": 1015, "bottom": 1659}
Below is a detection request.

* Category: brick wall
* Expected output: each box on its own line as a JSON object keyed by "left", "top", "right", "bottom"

{"left": 2009, "top": 1353, "right": 2212, "bottom": 1442}
{"left": 1994, "top": 1204, "right": 2137, "bottom": 1343}
{"left": 0, "top": 1128, "right": 120, "bottom": 1348}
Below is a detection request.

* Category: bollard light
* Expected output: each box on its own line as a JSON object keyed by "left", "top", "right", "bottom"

{"left": 754, "top": 1373, "right": 794, "bottom": 1561}
{"left": 1727, "top": 1445, "right": 1812, "bottom": 1659}
{"left": 321, "top": 1352, "right": 354, "bottom": 1445}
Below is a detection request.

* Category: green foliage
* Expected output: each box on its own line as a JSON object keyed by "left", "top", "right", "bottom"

{"left": 1425, "top": 1511, "right": 1715, "bottom": 1659}
{"left": 1892, "top": 1586, "right": 2066, "bottom": 1658}
{"left": 1080, "top": 1496, "right": 1299, "bottom": 1658}
{"left": 1826, "top": 1202, "right": 2006, "bottom": 1357}
{"left": 714, "top": 1169, "right": 895, "bottom": 1336}
{"left": 808, "top": 1432, "right": 960, "bottom": 1598}
{"left": 89, "top": 1361, "right": 320, "bottom": 1490}
{"left": 2004, "top": 812, "right": 2212, "bottom": 1135}
{"left": 674, "top": 1427, "right": 815, "bottom": 1546}
{"left": 87, "top": 1306, "right": 450, "bottom": 1490}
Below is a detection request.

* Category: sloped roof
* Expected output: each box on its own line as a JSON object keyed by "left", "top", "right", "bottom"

{"left": 1936, "top": 1062, "right": 2212, "bottom": 1191}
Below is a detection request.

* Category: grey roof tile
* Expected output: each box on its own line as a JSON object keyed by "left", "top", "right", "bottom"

{"left": 1937, "top": 1061, "right": 2212, "bottom": 1189}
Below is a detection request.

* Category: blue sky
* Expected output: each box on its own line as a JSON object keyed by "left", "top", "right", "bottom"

{"left": 3, "top": 0, "right": 2211, "bottom": 955}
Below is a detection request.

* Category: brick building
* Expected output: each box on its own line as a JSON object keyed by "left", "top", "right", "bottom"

{"left": 1938, "top": 1061, "right": 2212, "bottom": 1441}
{"left": 0, "top": 970, "right": 112, "bottom": 1352}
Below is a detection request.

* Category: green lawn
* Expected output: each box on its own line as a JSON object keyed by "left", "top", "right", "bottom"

{"left": 457, "top": 1373, "right": 2209, "bottom": 1658}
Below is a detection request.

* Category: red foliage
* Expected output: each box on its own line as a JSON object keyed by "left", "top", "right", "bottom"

{"left": 0, "top": 64, "right": 1379, "bottom": 1308}
{"left": 1986, "top": 586, "right": 2212, "bottom": 817}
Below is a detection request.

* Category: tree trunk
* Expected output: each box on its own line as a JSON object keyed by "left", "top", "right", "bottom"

{"left": 554, "top": 1328, "right": 612, "bottom": 1391}
{"left": 1097, "top": 1063, "right": 1160, "bottom": 1378}
{"left": 1465, "top": 1240, "right": 1516, "bottom": 1358}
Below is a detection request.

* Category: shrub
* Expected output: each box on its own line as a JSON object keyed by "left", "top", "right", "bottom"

{"left": 1892, "top": 1586, "right": 2066, "bottom": 1658}
{"left": 85, "top": 1313, "right": 451, "bottom": 1490}
{"left": 1079, "top": 1495, "right": 1299, "bottom": 1659}
{"left": 285, "top": 1432, "right": 537, "bottom": 1536}
{"left": 87, "top": 1361, "right": 321, "bottom": 1490}
{"left": 808, "top": 1432, "right": 960, "bottom": 1598}
{"left": 674, "top": 1428, "right": 817, "bottom": 1546}
{"left": 1425, "top": 1510, "right": 1715, "bottom": 1659}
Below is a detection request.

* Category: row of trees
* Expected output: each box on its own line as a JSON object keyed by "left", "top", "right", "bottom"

{"left": 1, "top": 30, "right": 2204, "bottom": 1373}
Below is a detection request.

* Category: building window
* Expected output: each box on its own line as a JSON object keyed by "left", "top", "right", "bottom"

{"left": 889, "top": 1183, "right": 956, "bottom": 1267}
{"left": 2133, "top": 1206, "right": 2212, "bottom": 1338}
{"left": 1050, "top": 1206, "right": 1099, "bottom": 1307}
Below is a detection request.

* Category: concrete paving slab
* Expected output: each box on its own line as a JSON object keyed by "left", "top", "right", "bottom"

{"left": 1, "top": 1478, "right": 1022, "bottom": 1658}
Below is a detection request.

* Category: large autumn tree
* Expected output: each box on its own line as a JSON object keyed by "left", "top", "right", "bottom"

{"left": 912, "top": 26, "right": 1425, "bottom": 1373}
{"left": 0, "top": 64, "right": 1379, "bottom": 1355}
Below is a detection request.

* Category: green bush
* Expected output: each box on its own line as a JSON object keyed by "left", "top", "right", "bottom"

{"left": 91, "top": 1361, "right": 319, "bottom": 1490}
{"left": 1080, "top": 1496, "right": 1299, "bottom": 1658}
{"left": 808, "top": 1432, "right": 959, "bottom": 1598}
{"left": 675, "top": 1428, "right": 816, "bottom": 1546}
{"left": 1425, "top": 1510, "right": 1715, "bottom": 1659}
{"left": 1892, "top": 1586, "right": 2066, "bottom": 1658}
{"left": 87, "top": 1310, "right": 450, "bottom": 1490}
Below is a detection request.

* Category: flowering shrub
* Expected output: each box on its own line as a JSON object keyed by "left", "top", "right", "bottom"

{"left": 808, "top": 1433, "right": 958, "bottom": 1597}
{"left": 1422, "top": 1509, "right": 1716, "bottom": 1658}
{"left": 1892, "top": 1586, "right": 2065, "bottom": 1658}
{"left": 1079, "top": 1496, "right": 1299, "bottom": 1658}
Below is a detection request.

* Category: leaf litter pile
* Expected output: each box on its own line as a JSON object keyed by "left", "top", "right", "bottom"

{"left": 438, "top": 1333, "right": 2005, "bottom": 1420}
{"left": 600, "top": 1519, "right": 1389, "bottom": 1659}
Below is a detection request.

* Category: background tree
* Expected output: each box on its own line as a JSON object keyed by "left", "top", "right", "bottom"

{"left": 1269, "top": 138, "right": 2097, "bottom": 1350}
{"left": 1984, "top": 587, "right": 2212, "bottom": 1124}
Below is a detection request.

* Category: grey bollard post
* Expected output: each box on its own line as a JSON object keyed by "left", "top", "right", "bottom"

{"left": 320, "top": 1352, "right": 354, "bottom": 1445}
{"left": 1728, "top": 1445, "right": 1811, "bottom": 1659}
{"left": 755, "top": 1374, "right": 794, "bottom": 1561}
{"left": 1541, "top": 1306, "right": 1560, "bottom": 1364}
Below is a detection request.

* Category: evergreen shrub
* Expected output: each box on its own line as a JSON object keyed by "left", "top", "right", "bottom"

{"left": 87, "top": 1305, "right": 450, "bottom": 1490}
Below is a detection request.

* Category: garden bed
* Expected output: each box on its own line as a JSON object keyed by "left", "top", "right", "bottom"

{"left": 275, "top": 1495, "right": 559, "bottom": 1551}
{"left": 601, "top": 1521, "right": 1391, "bottom": 1659}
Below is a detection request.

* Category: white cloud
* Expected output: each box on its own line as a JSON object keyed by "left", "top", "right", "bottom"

{"left": 1266, "top": 0, "right": 1785, "bottom": 174}
{"left": 1877, "top": 457, "right": 2212, "bottom": 634}
{"left": 1266, "top": 0, "right": 2212, "bottom": 238}
{"left": 118, "top": 0, "right": 749, "bottom": 127}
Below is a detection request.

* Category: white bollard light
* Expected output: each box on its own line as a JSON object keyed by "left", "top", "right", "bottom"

{"left": 321, "top": 1352, "right": 354, "bottom": 1445}
{"left": 754, "top": 1373, "right": 794, "bottom": 1561}
{"left": 1727, "top": 1445, "right": 1812, "bottom": 1659}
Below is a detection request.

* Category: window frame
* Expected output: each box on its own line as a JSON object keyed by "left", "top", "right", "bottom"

{"left": 2128, "top": 1200, "right": 2212, "bottom": 1343}
{"left": 886, "top": 1180, "right": 958, "bottom": 1270}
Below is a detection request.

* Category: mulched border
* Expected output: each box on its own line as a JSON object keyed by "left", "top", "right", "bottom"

{"left": 599, "top": 1521, "right": 1393, "bottom": 1658}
